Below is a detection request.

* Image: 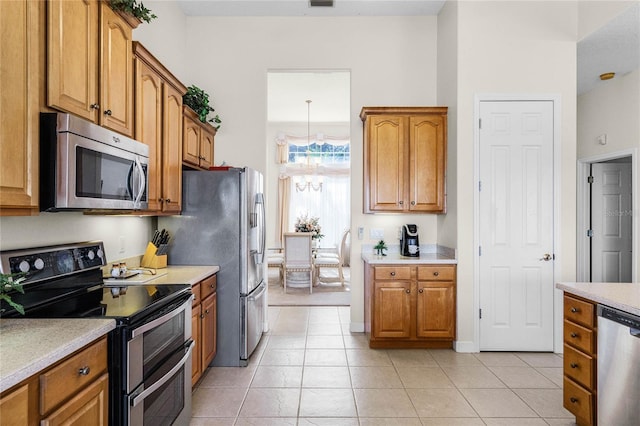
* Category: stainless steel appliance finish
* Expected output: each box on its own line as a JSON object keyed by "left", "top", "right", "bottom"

{"left": 597, "top": 304, "right": 640, "bottom": 426}
{"left": 160, "top": 168, "right": 266, "bottom": 367}
{"left": 40, "top": 112, "right": 149, "bottom": 211}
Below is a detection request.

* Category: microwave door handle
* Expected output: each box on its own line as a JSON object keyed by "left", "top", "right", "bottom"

{"left": 130, "top": 340, "right": 194, "bottom": 407}
{"left": 132, "top": 157, "right": 144, "bottom": 209}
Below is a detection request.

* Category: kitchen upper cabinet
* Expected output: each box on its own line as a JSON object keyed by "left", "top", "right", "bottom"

{"left": 183, "top": 106, "right": 216, "bottom": 170}
{"left": 361, "top": 107, "right": 447, "bottom": 213}
{"left": 134, "top": 42, "right": 186, "bottom": 214}
{"left": 0, "top": 0, "right": 42, "bottom": 216}
{"left": 48, "top": 0, "right": 135, "bottom": 137}
{"left": 365, "top": 264, "right": 456, "bottom": 348}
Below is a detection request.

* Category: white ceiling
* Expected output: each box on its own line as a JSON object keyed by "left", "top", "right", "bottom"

{"left": 176, "top": 1, "right": 639, "bottom": 118}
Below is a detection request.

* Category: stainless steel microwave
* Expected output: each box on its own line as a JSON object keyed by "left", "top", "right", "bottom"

{"left": 40, "top": 113, "right": 149, "bottom": 211}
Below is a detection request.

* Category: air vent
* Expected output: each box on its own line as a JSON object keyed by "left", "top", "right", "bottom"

{"left": 310, "top": 0, "right": 334, "bottom": 7}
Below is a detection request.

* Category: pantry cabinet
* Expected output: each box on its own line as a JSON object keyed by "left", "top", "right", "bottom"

{"left": 191, "top": 274, "right": 218, "bottom": 386}
{"left": 365, "top": 263, "right": 456, "bottom": 348}
{"left": 183, "top": 106, "right": 216, "bottom": 170}
{"left": 360, "top": 107, "right": 447, "bottom": 213}
{"left": 48, "top": 0, "right": 135, "bottom": 137}
{"left": 0, "top": 336, "right": 108, "bottom": 425}
{"left": 134, "top": 42, "right": 186, "bottom": 214}
{"left": 0, "top": 0, "right": 42, "bottom": 216}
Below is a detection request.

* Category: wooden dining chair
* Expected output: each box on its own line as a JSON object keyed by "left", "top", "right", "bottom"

{"left": 283, "top": 232, "right": 314, "bottom": 293}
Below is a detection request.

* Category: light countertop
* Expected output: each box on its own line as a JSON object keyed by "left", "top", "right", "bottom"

{"left": 0, "top": 318, "right": 115, "bottom": 393}
{"left": 362, "top": 244, "right": 457, "bottom": 265}
{"left": 104, "top": 265, "right": 219, "bottom": 285}
{"left": 556, "top": 282, "right": 640, "bottom": 317}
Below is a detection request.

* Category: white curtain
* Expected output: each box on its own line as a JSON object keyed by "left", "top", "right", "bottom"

{"left": 288, "top": 174, "right": 350, "bottom": 249}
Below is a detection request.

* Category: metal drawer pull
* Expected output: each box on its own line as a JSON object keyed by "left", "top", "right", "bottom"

{"left": 405, "top": 289, "right": 410, "bottom": 294}
{"left": 570, "top": 397, "right": 578, "bottom": 403}
{"left": 571, "top": 332, "right": 578, "bottom": 338}
{"left": 419, "top": 289, "right": 424, "bottom": 293}
{"left": 390, "top": 272, "right": 396, "bottom": 276}
{"left": 570, "top": 363, "right": 578, "bottom": 368}
{"left": 433, "top": 272, "right": 439, "bottom": 276}
{"left": 571, "top": 307, "right": 578, "bottom": 313}
{"left": 90, "top": 103, "right": 100, "bottom": 110}
{"left": 104, "top": 109, "right": 112, "bottom": 116}
{"left": 78, "top": 366, "right": 91, "bottom": 376}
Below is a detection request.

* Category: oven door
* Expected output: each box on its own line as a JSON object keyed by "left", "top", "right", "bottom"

{"left": 128, "top": 340, "right": 194, "bottom": 426}
{"left": 127, "top": 297, "right": 192, "bottom": 393}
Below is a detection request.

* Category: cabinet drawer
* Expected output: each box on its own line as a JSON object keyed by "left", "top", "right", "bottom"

{"left": 192, "top": 283, "right": 201, "bottom": 307}
{"left": 564, "top": 295, "right": 595, "bottom": 328}
{"left": 40, "top": 337, "right": 107, "bottom": 415}
{"left": 417, "top": 266, "right": 455, "bottom": 281}
{"left": 563, "top": 376, "right": 594, "bottom": 424}
{"left": 200, "top": 274, "right": 217, "bottom": 299}
{"left": 564, "top": 320, "right": 595, "bottom": 354}
{"left": 374, "top": 267, "right": 411, "bottom": 280}
{"left": 563, "top": 344, "right": 595, "bottom": 389}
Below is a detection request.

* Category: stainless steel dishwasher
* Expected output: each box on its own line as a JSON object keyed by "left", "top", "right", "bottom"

{"left": 597, "top": 305, "right": 640, "bottom": 426}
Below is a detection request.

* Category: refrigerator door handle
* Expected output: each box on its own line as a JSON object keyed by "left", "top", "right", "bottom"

{"left": 255, "top": 193, "right": 266, "bottom": 264}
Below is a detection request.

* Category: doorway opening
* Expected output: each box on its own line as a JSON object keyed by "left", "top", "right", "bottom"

{"left": 266, "top": 70, "right": 351, "bottom": 306}
{"left": 578, "top": 151, "right": 637, "bottom": 283}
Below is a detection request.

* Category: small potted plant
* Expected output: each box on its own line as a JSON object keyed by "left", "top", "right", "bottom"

{"left": 374, "top": 240, "right": 388, "bottom": 256}
{"left": 0, "top": 273, "right": 26, "bottom": 315}
{"left": 109, "top": 0, "right": 157, "bottom": 24}
{"left": 183, "top": 85, "right": 222, "bottom": 130}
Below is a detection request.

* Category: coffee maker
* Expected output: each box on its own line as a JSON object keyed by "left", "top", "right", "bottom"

{"left": 400, "top": 224, "right": 420, "bottom": 257}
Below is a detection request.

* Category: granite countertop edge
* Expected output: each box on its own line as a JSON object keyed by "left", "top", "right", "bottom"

{"left": 556, "top": 282, "right": 640, "bottom": 317}
{"left": 361, "top": 244, "right": 457, "bottom": 265}
{"left": 0, "top": 319, "right": 115, "bottom": 393}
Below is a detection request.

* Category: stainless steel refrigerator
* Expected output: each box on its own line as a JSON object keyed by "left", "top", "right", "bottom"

{"left": 159, "top": 167, "right": 266, "bottom": 367}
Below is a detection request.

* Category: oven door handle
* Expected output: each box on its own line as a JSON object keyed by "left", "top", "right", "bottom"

{"left": 130, "top": 340, "right": 194, "bottom": 408}
{"left": 130, "top": 298, "right": 190, "bottom": 339}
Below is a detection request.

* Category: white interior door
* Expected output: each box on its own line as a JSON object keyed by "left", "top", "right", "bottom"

{"left": 479, "top": 100, "right": 555, "bottom": 351}
{"left": 591, "top": 162, "right": 632, "bottom": 282}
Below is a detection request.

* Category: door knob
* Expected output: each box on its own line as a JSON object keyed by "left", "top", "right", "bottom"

{"left": 539, "top": 253, "right": 552, "bottom": 261}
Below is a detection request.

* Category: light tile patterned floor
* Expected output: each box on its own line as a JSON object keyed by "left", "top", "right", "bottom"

{"left": 191, "top": 306, "right": 577, "bottom": 425}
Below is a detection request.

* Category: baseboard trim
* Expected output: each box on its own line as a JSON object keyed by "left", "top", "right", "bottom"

{"left": 454, "top": 340, "right": 477, "bottom": 353}
{"left": 350, "top": 322, "right": 364, "bottom": 333}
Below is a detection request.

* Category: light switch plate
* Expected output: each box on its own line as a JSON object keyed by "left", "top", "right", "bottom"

{"left": 370, "top": 228, "right": 384, "bottom": 239}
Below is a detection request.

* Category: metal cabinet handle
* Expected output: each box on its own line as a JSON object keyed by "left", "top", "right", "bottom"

{"left": 398, "top": 201, "right": 404, "bottom": 205}
{"left": 411, "top": 201, "right": 415, "bottom": 205}
{"left": 166, "top": 199, "right": 171, "bottom": 203}
{"left": 405, "top": 289, "right": 410, "bottom": 294}
{"left": 419, "top": 289, "right": 424, "bottom": 293}
{"left": 390, "top": 271, "right": 396, "bottom": 276}
{"left": 570, "top": 307, "right": 578, "bottom": 313}
{"left": 104, "top": 109, "right": 112, "bottom": 116}
{"left": 78, "top": 366, "right": 90, "bottom": 376}
{"left": 570, "top": 332, "right": 578, "bottom": 338}
{"left": 570, "top": 363, "right": 578, "bottom": 368}
{"left": 158, "top": 198, "right": 164, "bottom": 203}
{"left": 205, "top": 309, "right": 210, "bottom": 314}
{"left": 200, "top": 313, "right": 205, "bottom": 319}
{"left": 90, "top": 103, "right": 100, "bottom": 110}
{"left": 433, "top": 271, "right": 439, "bottom": 276}
{"left": 570, "top": 397, "right": 578, "bottom": 403}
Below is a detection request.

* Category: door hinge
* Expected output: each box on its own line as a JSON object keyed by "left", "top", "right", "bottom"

{"left": 587, "top": 175, "right": 594, "bottom": 184}
{"left": 479, "top": 308, "right": 482, "bottom": 319}
{"left": 478, "top": 181, "right": 482, "bottom": 192}
{"left": 587, "top": 229, "right": 594, "bottom": 238}
{"left": 479, "top": 246, "right": 482, "bottom": 256}
{"left": 479, "top": 118, "right": 482, "bottom": 129}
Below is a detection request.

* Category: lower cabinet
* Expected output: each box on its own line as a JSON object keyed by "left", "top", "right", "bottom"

{"left": 365, "top": 263, "right": 456, "bottom": 348}
{"left": 191, "top": 273, "right": 218, "bottom": 387}
{"left": 0, "top": 336, "right": 108, "bottom": 425}
{"left": 563, "top": 294, "right": 597, "bottom": 426}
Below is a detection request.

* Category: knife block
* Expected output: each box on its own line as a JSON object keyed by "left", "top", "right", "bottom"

{"left": 141, "top": 242, "right": 167, "bottom": 269}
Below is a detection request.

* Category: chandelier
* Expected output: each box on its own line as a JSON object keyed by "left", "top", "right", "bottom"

{"left": 295, "top": 99, "right": 323, "bottom": 192}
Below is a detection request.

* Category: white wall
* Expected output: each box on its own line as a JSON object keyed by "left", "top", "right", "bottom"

{"left": 453, "top": 1, "right": 578, "bottom": 351}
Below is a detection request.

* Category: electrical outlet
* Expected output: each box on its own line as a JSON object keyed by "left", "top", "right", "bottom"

{"left": 119, "top": 236, "right": 126, "bottom": 254}
{"left": 357, "top": 226, "right": 364, "bottom": 240}
{"left": 370, "top": 228, "right": 384, "bottom": 239}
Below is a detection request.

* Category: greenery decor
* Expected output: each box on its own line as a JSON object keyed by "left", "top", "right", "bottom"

{"left": 0, "top": 273, "right": 26, "bottom": 315}
{"left": 109, "top": 0, "right": 157, "bottom": 24}
{"left": 183, "top": 85, "right": 222, "bottom": 129}
{"left": 374, "top": 240, "right": 388, "bottom": 256}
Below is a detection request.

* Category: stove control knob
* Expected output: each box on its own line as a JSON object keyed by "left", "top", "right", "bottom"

{"left": 87, "top": 250, "right": 95, "bottom": 260}
{"left": 34, "top": 258, "right": 45, "bottom": 270}
{"left": 18, "top": 260, "right": 30, "bottom": 273}
{"left": 97, "top": 248, "right": 104, "bottom": 259}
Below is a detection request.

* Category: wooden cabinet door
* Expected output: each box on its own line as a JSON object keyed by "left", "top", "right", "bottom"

{"left": 99, "top": 2, "right": 133, "bottom": 137}
{"left": 0, "top": 383, "right": 30, "bottom": 426}
{"left": 201, "top": 292, "right": 217, "bottom": 369}
{"left": 372, "top": 281, "right": 412, "bottom": 339}
{"left": 366, "top": 115, "right": 406, "bottom": 212}
{"left": 200, "top": 127, "right": 215, "bottom": 169}
{"left": 40, "top": 373, "right": 108, "bottom": 426}
{"left": 0, "top": 0, "right": 40, "bottom": 214}
{"left": 134, "top": 59, "right": 163, "bottom": 212}
{"left": 191, "top": 304, "right": 202, "bottom": 386}
{"left": 47, "top": 0, "right": 99, "bottom": 122}
{"left": 162, "top": 84, "right": 183, "bottom": 213}
{"left": 182, "top": 113, "right": 201, "bottom": 167}
{"left": 408, "top": 115, "right": 446, "bottom": 212}
{"left": 416, "top": 281, "right": 455, "bottom": 339}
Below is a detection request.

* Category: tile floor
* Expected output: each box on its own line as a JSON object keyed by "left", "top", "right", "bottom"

{"left": 191, "top": 306, "right": 577, "bottom": 425}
